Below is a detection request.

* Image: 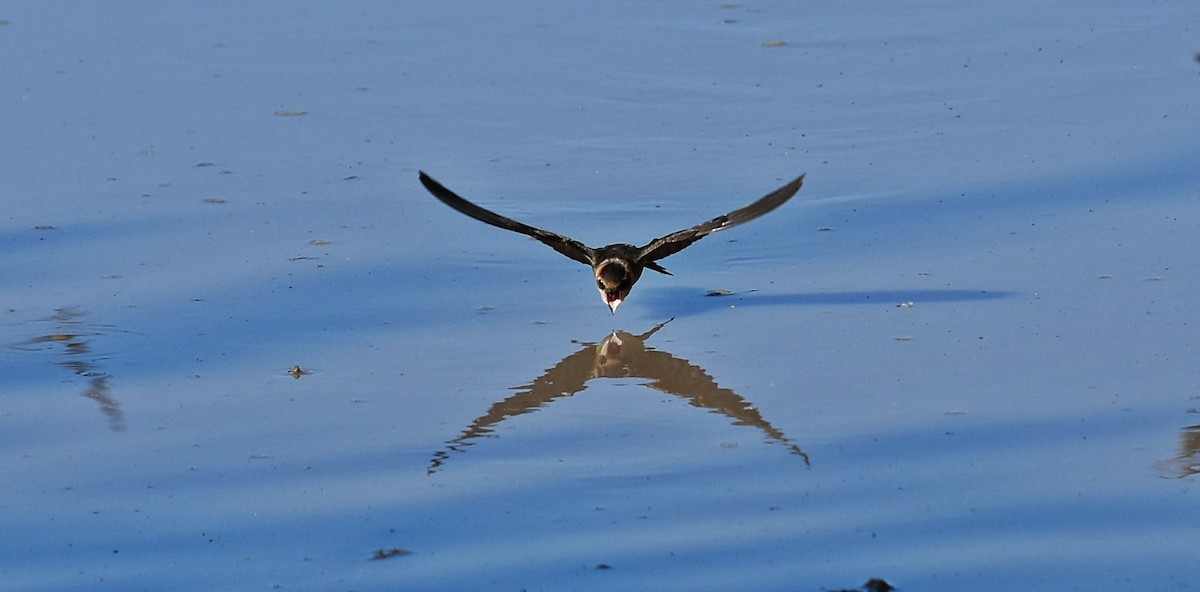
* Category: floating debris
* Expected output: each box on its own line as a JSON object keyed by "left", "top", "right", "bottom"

{"left": 817, "top": 226, "right": 834, "bottom": 232}
{"left": 370, "top": 548, "right": 412, "bottom": 561}
{"left": 762, "top": 40, "right": 787, "bottom": 47}
{"left": 706, "top": 289, "right": 735, "bottom": 297}
{"left": 894, "top": 336, "right": 912, "bottom": 341}
{"left": 896, "top": 301, "right": 915, "bottom": 308}
{"left": 201, "top": 197, "right": 226, "bottom": 204}
{"left": 274, "top": 110, "right": 308, "bottom": 117}
{"left": 309, "top": 239, "right": 331, "bottom": 245}
{"left": 34, "top": 225, "right": 55, "bottom": 230}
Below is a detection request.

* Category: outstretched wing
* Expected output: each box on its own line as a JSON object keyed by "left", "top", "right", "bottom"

{"left": 637, "top": 174, "right": 804, "bottom": 265}
{"left": 419, "top": 171, "right": 595, "bottom": 266}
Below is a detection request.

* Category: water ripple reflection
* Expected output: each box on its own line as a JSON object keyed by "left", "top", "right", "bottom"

{"left": 1157, "top": 424, "right": 1200, "bottom": 479}
{"left": 9, "top": 307, "right": 125, "bottom": 431}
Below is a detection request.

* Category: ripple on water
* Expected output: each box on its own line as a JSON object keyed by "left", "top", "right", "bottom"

{"left": 6, "top": 306, "right": 130, "bottom": 431}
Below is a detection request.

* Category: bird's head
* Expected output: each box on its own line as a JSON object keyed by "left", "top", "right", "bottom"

{"left": 596, "top": 261, "right": 634, "bottom": 314}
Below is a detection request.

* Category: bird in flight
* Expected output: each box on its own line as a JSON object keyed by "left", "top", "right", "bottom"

{"left": 418, "top": 171, "right": 805, "bottom": 313}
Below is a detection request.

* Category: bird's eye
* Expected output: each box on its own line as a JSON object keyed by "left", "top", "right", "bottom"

{"left": 596, "top": 279, "right": 605, "bottom": 289}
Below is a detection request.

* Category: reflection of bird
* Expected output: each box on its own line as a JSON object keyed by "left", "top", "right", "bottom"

{"left": 418, "top": 171, "right": 804, "bottom": 313}
{"left": 428, "top": 319, "right": 808, "bottom": 474}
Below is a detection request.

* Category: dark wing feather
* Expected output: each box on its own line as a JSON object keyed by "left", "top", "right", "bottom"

{"left": 637, "top": 174, "right": 804, "bottom": 265}
{"left": 419, "top": 171, "right": 595, "bottom": 266}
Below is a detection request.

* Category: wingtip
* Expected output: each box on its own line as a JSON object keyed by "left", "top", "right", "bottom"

{"left": 781, "top": 173, "right": 805, "bottom": 196}
{"left": 418, "top": 170, "right": 440, "bottom": 191}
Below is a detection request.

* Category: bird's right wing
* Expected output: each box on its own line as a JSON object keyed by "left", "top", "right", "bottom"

{"left": 419, "top": 171, "right": 595, "bottom": 266}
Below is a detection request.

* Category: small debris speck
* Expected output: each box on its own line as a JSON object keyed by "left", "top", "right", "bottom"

{"left": 201, "top": 197, "right": 226, "bottom": 204}
{"left": 274, "top": 110, "right": 308, "bottom": 117}
{"left": 762, "top": 40, "right": 786, "bottom": 47}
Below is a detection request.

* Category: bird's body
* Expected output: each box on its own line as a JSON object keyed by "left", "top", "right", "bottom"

{"left": 418, "top": 171, "right": 804, "bottom": 313}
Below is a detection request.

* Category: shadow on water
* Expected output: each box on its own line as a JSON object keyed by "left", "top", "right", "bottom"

{"left": 641, "top": 286, "right": 1015, "bottom": 318}
{"left": 429, "top": 318, "right": 808, "bottom": 474}
{"left": 8, "top": 307, "right": 125, "bottom": 431}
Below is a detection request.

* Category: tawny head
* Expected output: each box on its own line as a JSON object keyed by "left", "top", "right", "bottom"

{"left": 595, "top": 260, "right": 634, "bottom": 314}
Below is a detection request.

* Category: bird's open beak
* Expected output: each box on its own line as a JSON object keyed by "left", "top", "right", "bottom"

{"left": 606, "top": 297, "right": 622, "bottom": 314}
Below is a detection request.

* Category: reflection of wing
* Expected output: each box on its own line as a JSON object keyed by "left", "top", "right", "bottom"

{"left": 418, "top": 171, "right": 596, "bottom": 266}
{"left": 632, "top": 350, "right": 808, "bottom": 463}
{"left": 428, "top": 344, "right": 599, "bottom": 474}
{"left": 637, "top": 175, "right": 804, "bottom": 265}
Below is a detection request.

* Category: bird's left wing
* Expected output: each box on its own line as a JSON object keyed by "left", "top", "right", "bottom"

{"left": 637, "top": 174, "right": 804, "bottom": 265}
{"left": 419, "top": 171, "right": 595, "bottom": 266}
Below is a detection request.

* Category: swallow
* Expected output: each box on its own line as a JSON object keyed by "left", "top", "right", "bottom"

{"left": 418, "top": 171, "right": 805, "bottom": 313}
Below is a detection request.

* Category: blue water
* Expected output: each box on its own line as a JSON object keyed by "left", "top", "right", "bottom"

{"left": 2, "top": 2, "right": 1198, "bottom": 590}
